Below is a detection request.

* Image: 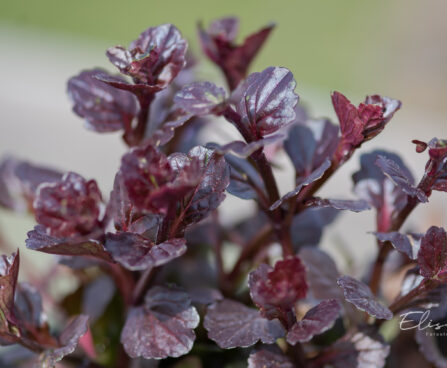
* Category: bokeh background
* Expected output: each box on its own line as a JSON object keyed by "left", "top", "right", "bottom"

{"left": 0, "top": 0, "right": 446, "bottom": 282}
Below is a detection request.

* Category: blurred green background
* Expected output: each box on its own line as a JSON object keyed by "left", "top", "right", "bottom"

{"left": 2, "top": 0, "right": 446, "bottom": 109}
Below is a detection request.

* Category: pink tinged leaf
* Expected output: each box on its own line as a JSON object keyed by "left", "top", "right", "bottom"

{"left": 120, "top": 144, "right": 176, "bottom": 212}
{"left": 270, "top": 158, "right": 331, "bottom": 211}
{"left": 78, "top": 327, "right": 96, "bottom": 360}
{"left": 104, "top": 232, "right": 186, "bottom": 271}
{"left": 332, "top": 91, "right": 364, "bottom": 148}
{"left": 232, "top": 67, "right": 299, "bottom": 137}
{"left": 375, "top": 155, "right": 428, "bottom": 202}
{"left": 412, "top": 139, "right": 428, "bottom": 153}
{"left": 249, "top": 256, "right": 308, "bottom": 319}
{"left": 287, "top": 299, "right": 341, "bottom": 344}
{"left": 337, "top": 276, "right": 393, "bottom": 320}
{"left": 248, "top": 345, "right": 294, "bottom": 368}
{"left": 374, "top": 232, "right": 422, "bottom": 260}
{"left": 298, "top": 247, "right": 342, "bottom": 300}
{"left": 26, "top": 225, "right": 113, "bottom": 262}
{"left": 67, "top": 69, "right": 138, "bottom": 133}
{"left": 332, "top": 92, "right": 401, "bottom": 160}
{"left": 121, "top": 286, "right": 199, "bottom": 359}
{"left": 305, "top": 198, "right": 371, "bottom": 212}
{"left": 174, "top": 81, "right": 226, "bottom": 115}
{"left": 39, "top": 315, "right": 89, "bottom": 366}
{"left": 203, "top": 299, "right": 285, "bottom": 349}
{"left": 417, "top": 226, "right": 447, "bottom": 278}
{"left": 33, "top": 172, "right": 103, "bottom": 238}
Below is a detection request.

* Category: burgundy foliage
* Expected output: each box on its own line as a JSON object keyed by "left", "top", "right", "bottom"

{"left": 1, "top": 15, "right": 445, "bottom": 368}
{"left": 198, "top": 17, "right": 274, "bottom": 90}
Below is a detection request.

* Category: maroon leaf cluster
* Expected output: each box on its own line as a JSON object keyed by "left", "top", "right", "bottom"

{"left": 2, "top": 14, "right": 446, "bottom": 368}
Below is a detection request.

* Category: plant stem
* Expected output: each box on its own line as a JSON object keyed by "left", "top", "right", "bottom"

{"left": 126, "top": 93, "right": 154, "bottom": 146}
{"left": 227, "top": 224, "right": 274, "bottom": 283}
{"left": 250, "top": 149, "right": 280, "bottom": 204}
{"left": 369, "top": 196, "right": 420, "bottom": 295}
{"left": 388, "top": 279, "right": 438, "bottom": 315}
{"left": 132, "top": 267, "right": 156, "bottom": 305}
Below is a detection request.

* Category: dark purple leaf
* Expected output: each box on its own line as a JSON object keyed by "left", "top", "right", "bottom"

{"left": 332, "top": 92, "right": 401, "bottom": 160}
{"left": 312, "top": 329, "right": 390, "bottom": 368}
{"left": 298, "top": 247, "right": 342, "bottom": 300}
{"left": 305, "top": 198, "right": 371, "bottom": 212}
{"left": 33, "top": 172, "right": 102, "bottom": 238}
{"left": 353, "top": 150, "right": 412, "bottom": 232}
{"left": 204, "top": 299, "right": 285, "bottom": 349}
{"left": 208, "top": 133, "right": 286, "bottom": 158}
{"left": 270, "top": 158, "right": 331, "bottom": 210}
{"left": 145, "top": 109, "right": 193, "bottom": 146}
{"left": 188, "top": 287, "right": 223, "bottom": 306}
{"left": 0, "top": 251, "right": 20, "bottom": 332}
{"left": 249, "top": 256, "right": 308, "bottom": 319}
{"left": 375, "top": 155, "right": 428, "bottom": 202}
{"left": 374, "top": 232, "right": 421, "bottom": 260}
{"left": 40, "top": 315, "right": 89, "bottom": 367}
{"left": 417, "top": 226, "right": 447, "bottom": 278}
{"left": 26, "top": 225, "right": 112, "bottom": 262}
{"left": 0, "top": 157, "right": 62, "bottom": 212}
{"left": 291, "top": 207, "right": 339, "bottom": 251}
{"left": 67, "top": 69, "right": 138, "bottom": 133}
{"left": 198, "top": 18, "right": 274, "bottom": 90}
{"left": 107, "top": 24, "right": 187, "bottom": 89}
{"left": 121, "top": 286, "right": 199, "bottom": 359}
{"left": 223, "top": 153, "right": 265, "bottom": 200}
{"left": 231, "top": 67, "right": 298, "bottom": 137}
{"left": 284, "top": 118, "right": 339, "bottom": 181}
{"left": 287, "top": 299, "right": 341, "bottom": 344}
{"left": 248, "top": 345, "right": 294, "bottom": 368}
{"left": 171, "top": 146, "right": 230, "bottom": 227}
{"left": 14, "top": 283, "right": 47, "bottom": 335}
{"left": 174, "top": 81, "right": 226, "bottom": 115}
{"left": 82, "top": 276, "right": 115, "bottom": 322}
{"left": 337, "top": 276, "right": 392, "bottom": 320}
{"left": 105, "top": 232, "right": 186, "bottom": 271}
